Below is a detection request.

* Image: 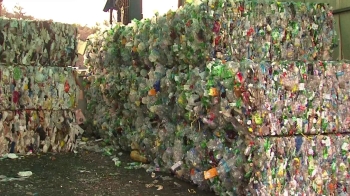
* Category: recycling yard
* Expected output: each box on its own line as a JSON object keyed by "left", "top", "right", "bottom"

{"left": 1, "top": 0, "right": 350, "bottom": 195}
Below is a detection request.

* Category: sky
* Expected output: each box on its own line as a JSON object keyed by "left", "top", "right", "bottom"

{"left": 3, "top": 0, "right": 178, "bottom": 27}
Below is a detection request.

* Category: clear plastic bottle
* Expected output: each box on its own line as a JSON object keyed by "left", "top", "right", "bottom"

{"left": 191, "top": 170, "right": 205, "bottom": 185}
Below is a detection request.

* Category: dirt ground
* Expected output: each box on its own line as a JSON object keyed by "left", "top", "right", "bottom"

{"left": 0, "top": 149, "right": 216, "bottom": 196}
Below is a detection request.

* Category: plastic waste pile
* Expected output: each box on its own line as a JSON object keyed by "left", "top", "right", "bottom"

{"left": 84, "top": 0, "right": 347, "bottom": 195}
{"left": 0, "top": 18, "right": 84, "bottom": 156}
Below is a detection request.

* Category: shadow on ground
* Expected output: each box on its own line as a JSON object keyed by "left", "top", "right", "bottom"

{"left": 0, "top": 151, "right": 215, "bottom": 196}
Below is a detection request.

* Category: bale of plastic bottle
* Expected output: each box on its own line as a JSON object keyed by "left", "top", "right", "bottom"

{"left": 83, "top": 0, "right": 343, "bottom": 195}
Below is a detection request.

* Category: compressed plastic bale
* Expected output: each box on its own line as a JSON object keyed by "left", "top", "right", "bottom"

{"left": 0, "top": 110, "right": 83, "bottom": 155}
{"left": 0, "top": 66, "right": 78, "bottom": 110}
{"left": 253, "top": 61, "right": 350, "bottom": 136}
{"left": 0, "top": 18, "right": 78, "bottom": 67}
{"left": 83, "top": 0, "right": 342, "bottom": 195}
{"left": 0, "top": 17, "right": 83, "bottom": 157}
{"left": 250, "top": 135, "right": 350, "bottom": 195}
{"left": 206, "top": 1, "right": 336, "bottom": 62}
